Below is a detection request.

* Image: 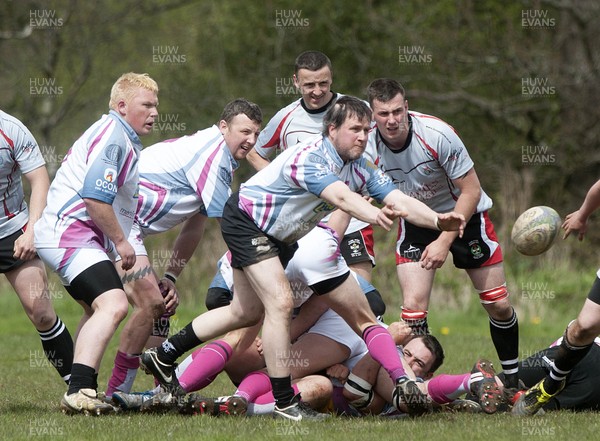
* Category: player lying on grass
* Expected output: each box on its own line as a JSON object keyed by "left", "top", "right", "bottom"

{"left": 138, "top": 96, "right": 465, "bottom": 421}
{"left": 113, "top": 223, "right": 388, "bottom": 415}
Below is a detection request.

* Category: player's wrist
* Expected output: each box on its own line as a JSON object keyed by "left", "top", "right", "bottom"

{"left": 163, "top": 271, "right": 177, "bottom": 284}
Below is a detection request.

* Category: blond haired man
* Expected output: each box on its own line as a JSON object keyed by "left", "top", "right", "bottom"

{"left": 35, "top": 72, "right": 159, "bottom": 415}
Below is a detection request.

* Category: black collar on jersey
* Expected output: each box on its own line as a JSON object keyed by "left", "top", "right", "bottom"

{"left": 378, "top": 113, "right": 413, "bottom": 153}
{"left": 300, "top": 92, "right": 338, "bottom": 114}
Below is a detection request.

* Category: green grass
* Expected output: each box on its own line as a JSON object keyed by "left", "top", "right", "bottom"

{"left": 0, "top": 265, "right": 596, "bottom": 441}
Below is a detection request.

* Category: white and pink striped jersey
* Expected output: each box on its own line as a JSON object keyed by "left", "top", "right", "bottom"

{"left": 239, "top": 135, "right": 396, "bottom": 244}
{"left": 371, "top": 111, "right": 493, "bottom": 213}
{"left": 135, "top": 125, "right": 238, "bottom": 237}
{"left": 0, "top": 110, "right": 46, "bottom": 238}
{"left": 34, "top": 111, "right": 141, "bottom": 252}
{"left": 254, "top": 94, "right": 375, "bottom": 235}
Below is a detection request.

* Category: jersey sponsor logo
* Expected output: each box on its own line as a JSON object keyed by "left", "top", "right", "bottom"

{"left": 95, "top": 168, "right": 118, "bottom": 193}
{"left": 313, "top": 200, "right": 335, "bottom": 214}
{"left": 104, "top": 168, "right": 116, "bottom": 182}
{"left": 219, "top": 166, "right": 232, "bottom": 186}
{"left": 421, "top": 164, "right": 434, "bottom": 175}
{"left": 23, "top": 141, "right": 36, "bottom": 153}
{"left": 104, "top": 144, "right": 122, "bottom": 163}
{"left": 448, "top": 148, "right": 460, "bottom": 161}
{"left": 119, "top": 207, "right": 135, "bottom": 219}
{"left": 308, "top": 153, "right": 328, "bottom": 166}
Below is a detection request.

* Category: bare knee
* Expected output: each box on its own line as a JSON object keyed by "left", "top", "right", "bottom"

{"left": 569, "top": 321, "right": 600, "bottom": 345}
{"left": 95, "top": 293, "right": 130, "bottom": 325}
{"left": 126, "top": 280, "right": 166, "bottom": 318}
{"left": 483, "top": 298, "right": 513, "bottom": 320}
{"left": 29, "top": 306, "right": 57, "bottom": 331}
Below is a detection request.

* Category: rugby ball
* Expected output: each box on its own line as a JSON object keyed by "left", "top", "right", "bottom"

{"left": 511, "top": 206, "right": 561, "bottom": 256}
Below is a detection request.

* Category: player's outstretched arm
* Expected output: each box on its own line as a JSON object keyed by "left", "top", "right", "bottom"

{"left": 563, "top": 179, "right": 600, "bottom": 241}
{"left": 382, "top": 189, "right": 465, "bottom": 235}
{"left": 320, "top": 181, "right": 397, "bottom": 231}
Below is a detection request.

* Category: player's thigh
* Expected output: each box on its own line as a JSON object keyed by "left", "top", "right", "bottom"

{"left": 118, "top": 254, "right": 163, "bottom": 308}
{"left": 223, "top": 322, "right": 263, "bottom": 352}
{"left": 321, "top": 277, "right": 375, "bottom": 334}
{"left": 290, "top": 333, "right": 351, "bottom": 378}
{"left": 465, "top": 262, "right": 506, "bottom": 291}
{"left": 348, "top": 261, "right": 373, "bottom": 283}
{"left": 396, "top": 262, "right": 436, "bottom": 307}
{"left": 5, "top": 258, "right": 50, "bottom": 311}
{"left": 227, "top": 267, "right": 264, "bottom": 323}
{"left": 243, "top": 257, "right": 294, "bottom": 314}
{"left": 573, "top": 299, "right": 600, "bottom": 342}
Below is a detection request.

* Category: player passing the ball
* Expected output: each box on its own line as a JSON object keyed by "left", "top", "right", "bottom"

{"left": 140, "top": 96, "right": 465, "bottom": 421}
{"left": 513, "top": 178, "right": 600, "bottom": 415}
{"left": 366, "top": 78, "right": 521, "bottom": 395}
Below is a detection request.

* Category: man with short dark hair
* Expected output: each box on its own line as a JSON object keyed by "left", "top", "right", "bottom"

{"left": 366, "top": 78, "right": 520, "bottom": 396}
{"left": 105, "top": 99, "right": 262, "bottom": 398}
{"left": 247, "top": 50, "right": 378, "bottom": 283}
{"left": 140, "top": 96, "right": 465, "bottom": 421}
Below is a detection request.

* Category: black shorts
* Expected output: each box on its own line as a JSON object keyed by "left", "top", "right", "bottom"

{"left": 396, "top": 211, "right": 503, "bottom": 269}
{"left": 0, "top": 228, "right": 28, "bottom": 273}
{"left": 339, "top": 226, "right": 375, "bottom": 267}
{"left": 221, "top": 193, "right": 298, "bottom": 269}
{"left": 587, "top": 277, "right": 600, "bottom": 305}
{"left": 64, "top": 260, "right": 123, "bottom": 307}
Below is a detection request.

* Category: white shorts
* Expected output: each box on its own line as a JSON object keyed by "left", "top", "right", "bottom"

{"left": 37, "top": 247, "right": 114, "bottom": 285}
{"left": 215, "top": 225, "right": 350, "bottom": 308}
{"left": 306, "top": 308, "right": 367, "bottom": 367}
{"left": 286, "top": 225, "right": 350, "bottom": 287}
{"left": 115, "top": 222, "right": 147, "bottom": 262}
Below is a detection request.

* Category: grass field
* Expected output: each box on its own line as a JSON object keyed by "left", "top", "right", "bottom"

{"left": 0, "top": 260, "right": 597, "bottom": 441}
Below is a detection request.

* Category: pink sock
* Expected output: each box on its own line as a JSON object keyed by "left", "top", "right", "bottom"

{"left": 235, "top": 371, "right": 272, "bottom": 402}
{"left": 427, "top": 373, "right": 471, "bottom": 404}
{"left": 363, "top": 325, "right": 406, "bottom": 380}
{"left": 106, "top": 351, "right": 140, "bottom": 396}
{"left": 178, "top": 340, "right": 232, "bottom": 393}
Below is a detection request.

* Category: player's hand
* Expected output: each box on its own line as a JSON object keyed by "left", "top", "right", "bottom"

{"left": 13, "top": 229, "right": 37, "bottom": 261}
{"left": 254, "top": 337, "right": 263, "bottom": 356}
{"left": 562, "top": 210, "right": 587, "bottom": 241}
{"left": 326, "top": 363, "right": 350, "bottom": 383}
{"left": 158, "top": 278, "right": 179, "bottom": 316}
{"left": 116, "top": 240, "right": 136, "bottom": 271}
{"left": 388, "top": 321, "right": 413, "bottom": 346}
{"left": 419, "top": 239, "right": 451, "bottom": 270}
{"left": 436, "top": 212, "right": 466, "bottom": 237}
{"left": 376, "top": 203, "right": 407, "bottom": 231}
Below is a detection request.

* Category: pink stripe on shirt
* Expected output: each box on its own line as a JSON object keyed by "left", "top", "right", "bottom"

{"left": 86, "top": 119, "right": 114, "bottom": 162}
